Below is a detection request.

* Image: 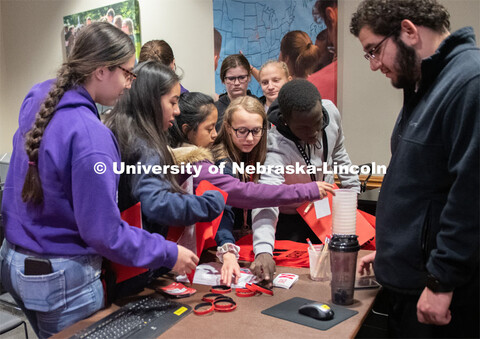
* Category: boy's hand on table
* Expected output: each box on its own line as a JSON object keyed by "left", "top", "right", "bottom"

{"left": 250, "top": 253, "right": 275, "bottom": 288}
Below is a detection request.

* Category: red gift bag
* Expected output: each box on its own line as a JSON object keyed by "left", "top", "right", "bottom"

{"left": 296, "top": 185, "right": 376, "bottom": 247}
{"left": 109, "top": 202, "right": 148, "bottom": 284}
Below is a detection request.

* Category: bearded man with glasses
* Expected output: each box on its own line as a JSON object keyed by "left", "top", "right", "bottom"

{"left": 351, "top": 0, "right": 479, "bottom": 337}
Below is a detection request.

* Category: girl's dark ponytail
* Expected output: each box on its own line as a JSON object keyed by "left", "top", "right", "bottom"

{"left": 22, "top": 66, "right": 78, "bottom": 204}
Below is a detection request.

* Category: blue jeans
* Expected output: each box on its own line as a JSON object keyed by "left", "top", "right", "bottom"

{"left": 0, "top": 239, "right": 104, "bottom": 338}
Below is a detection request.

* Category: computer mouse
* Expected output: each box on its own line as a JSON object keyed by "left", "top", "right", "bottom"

{"left": 298, "top": 302, "right": 334, "bottom": 321}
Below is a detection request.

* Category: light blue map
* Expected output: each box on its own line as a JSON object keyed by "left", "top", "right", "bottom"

{"left": 213, "top": 0, "right": 326, "bottom": 97}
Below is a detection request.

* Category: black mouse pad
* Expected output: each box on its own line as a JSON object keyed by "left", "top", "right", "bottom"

{"left": 261, "top": 297, "right": 358, "bottom": 331}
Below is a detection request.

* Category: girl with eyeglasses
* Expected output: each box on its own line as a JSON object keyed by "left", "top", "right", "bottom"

{"left": 215, "top": 54, "right": 260, "bottom": 131}
{"left": 168, "top": 94, "right": 334, "bottom": 286}
{"left": 0, "top": 23, "right": 197, "bottom": 338}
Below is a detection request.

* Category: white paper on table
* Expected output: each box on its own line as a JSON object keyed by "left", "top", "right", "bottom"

{"left": 314, "top": 197, "right": 331, "bottom": 219}
{"left": 273, "top": 273, "right": 299, "bottom": 289}
{"left": 176, "top": 262, "right": 259, "bottom": 288}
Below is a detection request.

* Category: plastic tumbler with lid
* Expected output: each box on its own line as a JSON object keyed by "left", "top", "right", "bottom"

{"left": 329, "top": 234, "right": 360, "bottom": 305}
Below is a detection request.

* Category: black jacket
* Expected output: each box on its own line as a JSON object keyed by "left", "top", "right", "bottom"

{"left": 374, "top": 27, "right": 480, "bottom": 293}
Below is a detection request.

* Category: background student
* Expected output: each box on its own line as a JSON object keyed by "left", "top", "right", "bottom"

{"left": 308, "top": 0, "right": 339, "bottom": 104}
{"left": 169, "top": 93, "right": 334, "bottom": 285}
{"left": 215, "top": 54, "right": 259, "bottom": 131}
{"left": 314, "top": 28, "right": 335, "bottom": 70}
{"left": 257, "top": 60, "right": 292, "bottom": 113}
{"left": 0, "top": 23, "right": 197, "bottom": 338}
{"left": 139, "top": 39, "right": 189, "bottom": 93}
{"left": 249, "top": 32, "right": 323, "bottom": 83}
{"left": 279, "top": 30, "right": 323, "bottom": 79}
{"left": 251, "top": 79, "right": 360, "bottom": 286}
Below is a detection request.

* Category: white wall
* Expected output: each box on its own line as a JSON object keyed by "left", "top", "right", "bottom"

{"left": 0, "top": 0, "right": 4, "bottom": 105}
{"left": 1, "top": 0, "right": 67, "bottom": 154}
{"left": 0, "top": 0, "right": 12, "bottom": 155}
{"left": 139, "top": 0, "right": 214, "bottom": 94}
{"left": 0, "top": 0, "right": 478, "bottom": 167}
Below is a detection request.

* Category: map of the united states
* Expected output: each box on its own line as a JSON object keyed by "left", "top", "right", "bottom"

{"left": 214, "top": 0, "right": 325, "bottom": 96}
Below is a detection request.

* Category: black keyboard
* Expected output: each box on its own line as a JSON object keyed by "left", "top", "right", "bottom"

{"left": 69, "top": 295, "right": 192, "bottom": 339}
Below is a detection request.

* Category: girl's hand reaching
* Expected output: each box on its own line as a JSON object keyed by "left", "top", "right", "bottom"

{"left": 316, "top": 181, "right": 335, "bottom": 198}
{"left": 172, "top": 245, "right": 199, "bottom": 275}
{"left": 221, "top": 252, "right": 241, "bottom": 286}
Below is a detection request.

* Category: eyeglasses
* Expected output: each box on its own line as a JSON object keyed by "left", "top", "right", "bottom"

{"left": 118, "top": 65, "right": 137, "bottom": 82}
{"left": 231, "top": 126, "right": 265, "bottom": 138}
{"left": 224, "top": 75, "right": 249, "bottom": 84}
{"left": 364, "top": 30, "right": 396, "bottom": 62}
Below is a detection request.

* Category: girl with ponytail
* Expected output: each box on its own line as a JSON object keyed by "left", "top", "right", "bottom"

{"left": 0, "top": 22, "right": 200, "bottom": 338}
{"left": 139, "top": 39, "right": 189, "bottom": 93}
{"left": 279, "top": 30, "right": 323, "bottom": 78}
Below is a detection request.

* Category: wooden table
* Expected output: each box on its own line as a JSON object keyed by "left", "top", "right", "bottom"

{"left": 54, "top": 250, "right": 378, "bottom": 339}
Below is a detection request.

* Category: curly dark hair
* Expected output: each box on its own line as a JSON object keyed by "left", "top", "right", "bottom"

{"left": 350, "top": 0, "right": 450, "bottom": 37}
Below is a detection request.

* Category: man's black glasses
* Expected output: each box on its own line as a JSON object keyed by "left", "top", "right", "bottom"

{"left": 364, "top": 30, "right": 397, "bottom": 61}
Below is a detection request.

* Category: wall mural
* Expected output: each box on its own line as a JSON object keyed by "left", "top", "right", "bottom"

{"left": 213, "top": 0, "right": 338, "bottom": 104}
{"left": 63, "top": 0, "right": 141, "bottom": 61}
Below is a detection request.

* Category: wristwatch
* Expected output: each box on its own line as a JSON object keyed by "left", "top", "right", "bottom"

{"left": 426, "top": 273, "right": 453, "bottom": 293}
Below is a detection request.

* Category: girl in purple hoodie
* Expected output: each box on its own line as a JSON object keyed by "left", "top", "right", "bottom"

{"left": 0, "top": 23, "right": 207, "bottom": 338}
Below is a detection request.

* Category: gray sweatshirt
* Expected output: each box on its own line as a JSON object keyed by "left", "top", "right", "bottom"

{"left": 252, "top": 99, "right": 360, "bottom": 255}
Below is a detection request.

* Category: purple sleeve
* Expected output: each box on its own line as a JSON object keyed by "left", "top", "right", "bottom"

{"left": 192, "top": 161, "right": 320, "bottom": 208}
{"left": 72, "top": 152, "right": 178, "bottom": 269}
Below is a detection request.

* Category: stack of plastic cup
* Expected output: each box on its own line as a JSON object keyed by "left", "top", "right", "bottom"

{"left": 332, "top": 189, "right": 357, "bottom": 235}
